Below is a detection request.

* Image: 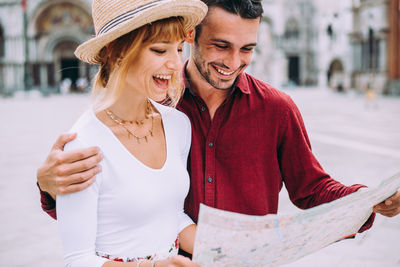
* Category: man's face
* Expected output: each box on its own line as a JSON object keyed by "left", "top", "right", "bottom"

{"left": 190, "top": 7, "right": 260, "bottom": 90}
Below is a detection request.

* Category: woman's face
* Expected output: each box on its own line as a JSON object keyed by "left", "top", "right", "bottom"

{"left": 124, "top": 39, "right": 185, "bottom": 101}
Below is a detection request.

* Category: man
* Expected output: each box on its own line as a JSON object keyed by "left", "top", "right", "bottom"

{"left": 37, "top": 0, "right": 400, "bottom": 263}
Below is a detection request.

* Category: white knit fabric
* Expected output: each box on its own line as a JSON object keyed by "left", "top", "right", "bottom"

{"left": 57, "top": 100, "right": 194, "bottom": 267}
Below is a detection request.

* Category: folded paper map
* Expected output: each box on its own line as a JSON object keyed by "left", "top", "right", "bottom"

{"left": 193, "top": 172, "right": 400, "bottom": 266}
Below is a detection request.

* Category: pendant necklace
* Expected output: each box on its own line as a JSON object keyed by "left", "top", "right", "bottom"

{"left": 105, "top": 100, "right": 155, "bottom": 144}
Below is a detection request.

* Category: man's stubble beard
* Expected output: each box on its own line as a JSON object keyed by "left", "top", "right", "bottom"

{"left": 192, "top": 43, "right": 233, "bottom": 91}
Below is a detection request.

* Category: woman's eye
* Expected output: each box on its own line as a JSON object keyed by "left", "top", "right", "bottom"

{"left": 151, "top": 49, "right": 166, "bottom": 54}
{"left": 178, "top": 48, "right": 183, "bottom": 53}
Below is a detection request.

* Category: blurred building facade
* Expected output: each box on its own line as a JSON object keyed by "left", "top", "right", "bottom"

{"left": 314, "top": 0, "right": 355, "bottom": 91}
{"left": 250, "top": 0, "right": 319, "bottom": 88}
{"left": 251, "top": 0, "right": 399, "bottom": 93}
{"left": 0, "top": 0, "right": 95, "bottom": 95}
{"left": 349, "top": 0, "right": 400, "bottom": 94}
{"left": 0, "top": 0, "right": 398, "bottom": 96}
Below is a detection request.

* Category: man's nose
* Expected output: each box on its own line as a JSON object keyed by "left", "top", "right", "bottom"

{"left": 226, "top": 50, "right": 242, "bottom": 71}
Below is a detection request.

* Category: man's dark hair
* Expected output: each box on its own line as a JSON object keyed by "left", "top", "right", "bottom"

{"left": 195, "top": 0, "right": 263, "bottom": 42}
{"left": 201, "top": 0, "right": 263, "bottom": 19}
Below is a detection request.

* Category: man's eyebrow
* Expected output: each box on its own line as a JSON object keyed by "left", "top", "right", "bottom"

{"left": 210, "top": 39, "right": 257, "bottom": 47}
{"left": 243, "top": 43, "right": 257, "bottom": 47}
{"left": 210, "top": 39, "right": 231, "bottom": 45}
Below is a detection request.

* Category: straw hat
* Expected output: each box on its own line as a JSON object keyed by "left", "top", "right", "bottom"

{"left": 75, "top": 0, "right": 208, "bottom": 64}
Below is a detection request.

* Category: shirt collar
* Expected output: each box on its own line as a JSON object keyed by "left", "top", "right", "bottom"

{"left": 234, "top": 71, "right": 251, "bottom": 95}
{"left": 182, "top": 60, "right": 251, "bottom": 95}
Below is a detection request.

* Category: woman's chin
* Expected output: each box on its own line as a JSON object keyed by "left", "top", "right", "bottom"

{"left": 149, "top": 92, "right": 167, "bottom": 102}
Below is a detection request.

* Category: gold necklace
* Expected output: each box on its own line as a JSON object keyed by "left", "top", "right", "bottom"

{"left": 105, "top": 100, "right": 154, "bottom": 144}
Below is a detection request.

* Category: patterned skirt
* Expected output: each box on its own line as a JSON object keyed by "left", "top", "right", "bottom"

{"left": 96, "top": 237, "right": 179, "bottom": 262}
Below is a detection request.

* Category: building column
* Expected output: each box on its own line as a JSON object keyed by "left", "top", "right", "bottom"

{"left": 54, "top": 60, "right": 61, "bottom": 87}
{"left": 5, "top": 63, "right": 24, "bottom": 94}
{"left": 379, "top": 39, "right": 387, "bottom": 71}
{"left": 79, "top": 61, "right": 86, "bottom": 78}
{"left": 40, "top": 63, "right": 48, "bottom": 91}
{"left": 388, "top": 0, "right": 400, "bottom": 79}
{"left": 354, "top": 43, "right": 362, "bottom": 71}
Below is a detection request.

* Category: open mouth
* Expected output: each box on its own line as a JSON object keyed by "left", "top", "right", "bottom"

{"left": 153, "top": 74, "right": 172, "bottom": 90}
{"left": 212, "top": 64, "right": 235, "bottom": 78}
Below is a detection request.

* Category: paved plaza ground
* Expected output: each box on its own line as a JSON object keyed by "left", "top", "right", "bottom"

{"left": 0, "top": 88, "right": 399, "bottom": 266}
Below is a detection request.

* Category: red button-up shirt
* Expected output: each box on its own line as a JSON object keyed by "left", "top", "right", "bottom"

{"left": 39, "top": 70, "right": 374, "bottom": 232}
{"left": 177, "top": 70, "right": 373, "bottom": 231}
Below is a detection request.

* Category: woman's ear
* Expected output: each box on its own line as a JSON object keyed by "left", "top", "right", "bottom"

{"left": 185, "top": 29, "right": 195, "bottom": 44}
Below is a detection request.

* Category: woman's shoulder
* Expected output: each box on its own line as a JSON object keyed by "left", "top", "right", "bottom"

{"left": 65, "top": 109, "right": 101, "bottom": 151}
{"left": 69, "top": 109, "right": 100, "bottom": 134}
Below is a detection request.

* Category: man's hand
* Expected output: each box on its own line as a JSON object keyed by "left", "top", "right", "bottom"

{"left": 167, "top": 256, "right": 201, "bottom": 267}
{"left": 37, "top": 133, "right": 103, "bottom": 199}
{"left": 373, "top": 189, "right": 400, "bottom": 217}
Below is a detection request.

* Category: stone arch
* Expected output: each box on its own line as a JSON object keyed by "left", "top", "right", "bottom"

{"left": 43, "top": 30, "right": 86, "bottom": 61}
{"left": 327, "top": 59, "right": 345, "bottom": 90}
{"left": 53, "top": 40, "right": 80, "bottom": 88}
{"left": 28, "top": 0, "right": 93, "bottom": 92}
{"left": 29, "top": 0, "right": 92, "bottom": 36}
{"left": 43, "top": 33, "right": 91, "bottom": 90}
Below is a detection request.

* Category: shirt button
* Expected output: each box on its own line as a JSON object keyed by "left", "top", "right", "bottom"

{"left": 201, "top": 106, "right": 206, "bottom": 112}
{"left": 208, "top": 142, "right": 214, "bottom": 147}
{"left": 208, "top": 177, "right": 213, "bottom": 183}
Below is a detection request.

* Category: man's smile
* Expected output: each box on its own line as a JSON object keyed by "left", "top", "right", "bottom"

{"left": 211, "top": 64, "right": 236, "bottom": 79}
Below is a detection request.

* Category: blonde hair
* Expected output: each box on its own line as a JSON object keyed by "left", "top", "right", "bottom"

{"left": 91, "top": 17, "right": 187, "bottom": 111}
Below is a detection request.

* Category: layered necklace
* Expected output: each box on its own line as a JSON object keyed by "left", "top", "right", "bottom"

{"left": 105, "top": 100, "right": 156, "bottom": 144}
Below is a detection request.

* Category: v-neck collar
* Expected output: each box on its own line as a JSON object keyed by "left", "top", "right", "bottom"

{"left": 89, "top": 99, "right": 169, "bottom": 172}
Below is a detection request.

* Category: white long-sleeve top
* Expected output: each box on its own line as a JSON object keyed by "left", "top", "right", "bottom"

{"left": 56, "top": 100, "right": 194, "bottom": 267}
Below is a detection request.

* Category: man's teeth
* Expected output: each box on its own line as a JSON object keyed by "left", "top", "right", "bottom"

{"left": 154, "top": 74, "right": 171, "bottom": 80}
{"left": 215, "top": 67, "right": 234, "bottom": 76}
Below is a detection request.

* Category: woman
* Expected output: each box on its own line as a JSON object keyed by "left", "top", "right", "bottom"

{"left": 56, "top": 0, "right": 207, "bottom": 266}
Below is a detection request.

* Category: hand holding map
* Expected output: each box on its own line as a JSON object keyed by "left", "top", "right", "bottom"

{"left": 193, "top": 172, "right": 400, "bottom": 266}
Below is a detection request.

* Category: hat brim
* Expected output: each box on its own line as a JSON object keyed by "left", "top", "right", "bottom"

{"left": 75, "top": 0, "right": 207, "bottom": 64}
